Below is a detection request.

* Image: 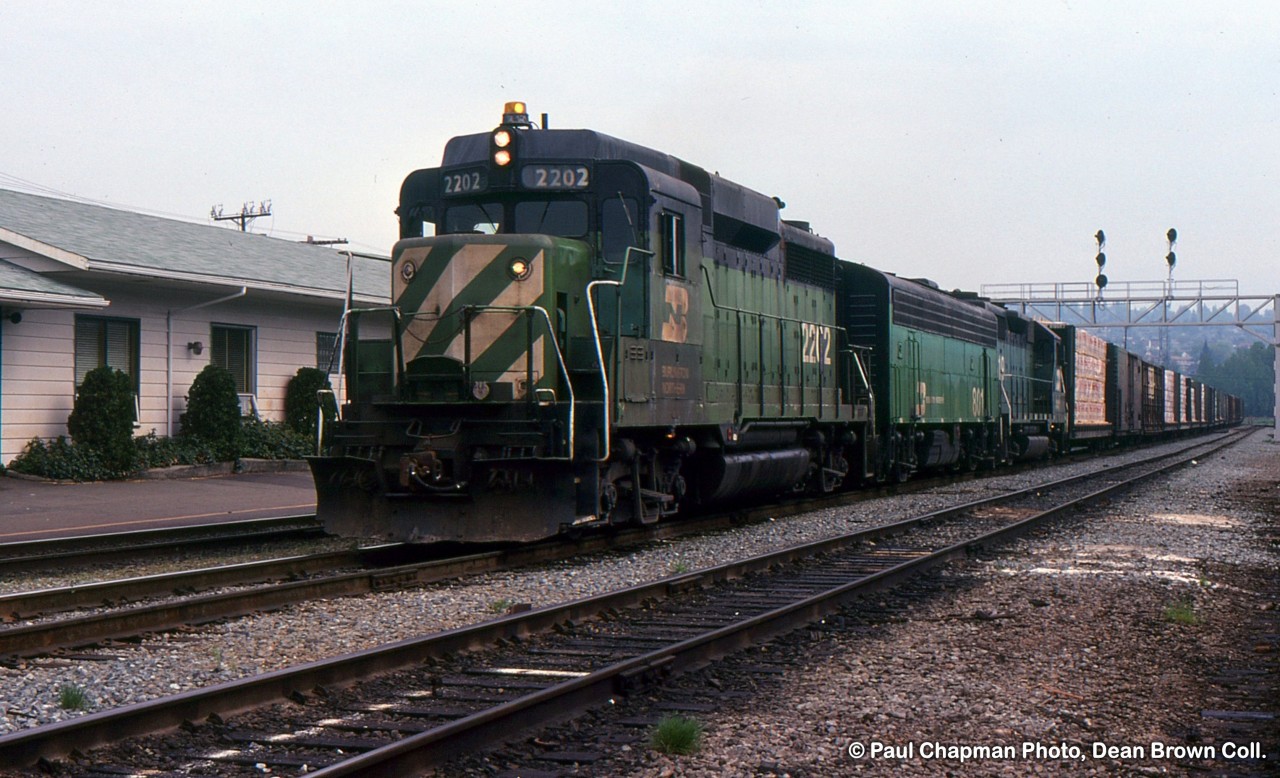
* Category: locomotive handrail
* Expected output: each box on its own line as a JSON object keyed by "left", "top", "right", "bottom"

{"left": 330, "top": 305, "right": 405, "bottom": 411}
{"left": 338, "top": 305, "right": 406, "bottom": 360}
{"left": 846, "top": 341, "right": 876, "bottom": 421}
{"left": 587, "top": 245, "right": 653, "bottom": 463}
{"left": 340, "top": 305, "right": 404, "bottom": 319}
{"left": 456, "top": 303, "right": 577, "bottom": 460}
{"left": 314, "top": 388, "right": 336, "bottom": 456}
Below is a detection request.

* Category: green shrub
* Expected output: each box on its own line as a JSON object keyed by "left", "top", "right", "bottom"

{"left": 180, "top": 365, "right": 242, "bottom": 460}
{"left": 67, "top": 366, "right": 137, "bottom": 473}
{"left": 284, "top": 367, "right": 337, "bottom": 437}
{"left": 8, "top": 436, "right": 113, "bottom": 481}
{"left": 7, "top": 425, "right": 305, "bottom": 481}
{"left": 239, "top": 419, "right": 314, "bottom": 459}
{"left": 134, "top": 430, "right": 218, "bottom": 469}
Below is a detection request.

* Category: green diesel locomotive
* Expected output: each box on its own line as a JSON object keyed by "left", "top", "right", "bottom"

{"left": 310, "top": 103, "right": 870, "bottom": 542}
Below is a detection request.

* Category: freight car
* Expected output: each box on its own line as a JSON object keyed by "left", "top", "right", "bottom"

{"left": 1048, "top": 323, "right": 1242, "bottom": 447}
{"left": 309, "top": 104, "right": 1239, "bottom": 544}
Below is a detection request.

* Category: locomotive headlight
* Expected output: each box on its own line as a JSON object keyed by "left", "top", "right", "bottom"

{"left": 493, "top": 129, "right": 512, "bottom": 148}
{"left": 508, "top": 257, "right": 532, "bottom": 280}
{"left": 493, "top": 148, "right": 512, "bottom": 167}
{"left": 400, "top": 260, "right": 416, "bottom": 281}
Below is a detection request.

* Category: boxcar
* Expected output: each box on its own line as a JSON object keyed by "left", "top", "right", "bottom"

{"left": 1051, "top": 324, "right": 1110, "bottom": 445}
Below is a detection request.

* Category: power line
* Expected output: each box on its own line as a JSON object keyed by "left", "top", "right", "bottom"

{"left": 211, "top": 201, "right": 272, "bottom": 232}
{"left": 0, "top": 171, "right": 383, "bottom": 253}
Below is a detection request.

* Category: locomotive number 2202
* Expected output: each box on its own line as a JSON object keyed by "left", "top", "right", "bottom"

{"left": 443, "top": 171, "right": 483, "bottom": 194}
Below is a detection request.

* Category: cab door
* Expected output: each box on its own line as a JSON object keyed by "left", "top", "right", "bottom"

{"left": 650, "top": 192, "right": 702, "bottom": 422}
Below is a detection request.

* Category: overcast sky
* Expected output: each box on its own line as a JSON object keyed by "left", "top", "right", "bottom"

{"left": 1, "top": 2, "right": 1276, "bottom": 297}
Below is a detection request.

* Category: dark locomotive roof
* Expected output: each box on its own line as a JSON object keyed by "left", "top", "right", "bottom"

{"left": 441, "top": 127, "right": 792, "bottom": 254}
{"left": 840, "top": 262, "right": 998, "bottom": 348}
{"left": 408, "top": 120, "right": 842, "bottom": 290}
{"left": 443, "top": 129, "right": 696, "bottom": 185}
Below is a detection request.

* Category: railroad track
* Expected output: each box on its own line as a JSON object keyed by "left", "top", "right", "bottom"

{"left": 0, "top": 434, "right": 1219, "bottom": 661}
{"left": 0, "top": 485, "right": 853, "bottom": 661}
{"left": 0, "top": 429, "right": 1247, "bottom": 774}
{"left": 0, "top": 515, "right": 324, "bottom": 577}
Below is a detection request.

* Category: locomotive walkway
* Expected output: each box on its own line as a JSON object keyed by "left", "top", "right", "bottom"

{"left": 0, "top": 465, "right": 315, "bottom": 542}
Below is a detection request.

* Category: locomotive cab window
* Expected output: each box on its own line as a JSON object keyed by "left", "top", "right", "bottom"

{"left": 514, "top": 200, "right": 588, "bottom": 237}
{"left": 444, "top": 202, "right": 503, "bottom": 234}
{"left": 601, "top": 197, "right": 641, "bottom": 264}
{"left": 402, "top": 203, "right": 437, "bottom": 238}
{"left": 661, "top": 211, "right": 685, "bottom": 277}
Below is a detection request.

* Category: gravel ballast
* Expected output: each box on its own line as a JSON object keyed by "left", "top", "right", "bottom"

{"left": 2, "top": 430, "right": 1274, "bottom": 777}
{"left": 535, "top": 428, "right": 1278, "bottom": 777}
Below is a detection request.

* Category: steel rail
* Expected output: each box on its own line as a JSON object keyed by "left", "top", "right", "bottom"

{"left": 0, "top": 515, "right": 323, "bottom": 575}
{"left": 0, "top": 546, "right": 399, "bottom": 620}
{"left": 0, "top": 504, "right": 764, "bottom": 658}
{"left": 0, "top": 429, "right": 1246, "bottom": 769}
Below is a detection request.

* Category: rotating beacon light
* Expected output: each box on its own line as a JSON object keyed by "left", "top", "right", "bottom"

{"left": 490, "top": 102, "right": 530, "bottom": 184}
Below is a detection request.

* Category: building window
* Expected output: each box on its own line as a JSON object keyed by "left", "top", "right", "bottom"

{"left": 316, "top": 331, "right": 338, "bottom": 371}
{"left": 661, "top": 211, "right": 685, "bottom": 277}
{"left": 211, "top": 324, "right": 256, "bottom": 394}
{"left": 74, "top": 315, "right": 140, "bottom": 388}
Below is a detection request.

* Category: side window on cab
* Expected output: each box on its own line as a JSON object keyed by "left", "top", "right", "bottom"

{"left": 661, "top": 211, "right": 685, "bottom": 277}
{"left": 601, "top": 197, "right": 640, "bottom": 265}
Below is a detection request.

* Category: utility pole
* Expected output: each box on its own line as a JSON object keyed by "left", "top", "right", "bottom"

{"left": 211, "top": 201, "right": 272, "bottom": 232}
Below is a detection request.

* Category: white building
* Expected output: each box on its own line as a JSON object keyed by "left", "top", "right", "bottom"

{"left": 0, "top": 189, "right": 390, "bottom": 464}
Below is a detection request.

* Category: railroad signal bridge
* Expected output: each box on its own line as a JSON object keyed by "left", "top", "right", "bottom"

{"left": 980, "top": 279, "right": 1279, "bottom": 426}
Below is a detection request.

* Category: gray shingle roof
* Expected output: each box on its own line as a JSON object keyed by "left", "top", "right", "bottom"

{"left": 0, "top": 189, "right": 389, "bottom": 302}
{"left": 0, "top": 258, "right": 107, "bottom": 306}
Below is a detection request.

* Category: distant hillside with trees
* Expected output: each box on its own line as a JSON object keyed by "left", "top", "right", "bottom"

{"left": 1195, "top": 341, "right": 1275, "bottom": 418}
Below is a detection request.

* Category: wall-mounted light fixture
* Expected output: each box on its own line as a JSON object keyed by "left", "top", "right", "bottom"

{"left": 7, "top": 311, "right": 20, "bottom": 324}
{"left": 187, "top": 341, "right": 204, "bottom": 355}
